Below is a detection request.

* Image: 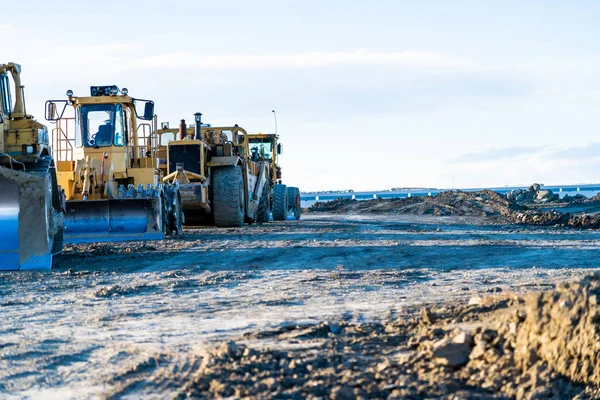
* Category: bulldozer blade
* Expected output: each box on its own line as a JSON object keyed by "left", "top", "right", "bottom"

{"left": 63, "top": 198, "right": 164, "bottom": 244}
{"left": 0, "top": 167, "right": 54, "bottom": 271}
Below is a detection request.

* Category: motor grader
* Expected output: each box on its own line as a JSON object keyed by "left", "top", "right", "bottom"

{"left": 248, "top": 132, "right": 301, "bottom": 221}
{"left": 45, "top": 85, "right": 182, "bottom": 243}
{"left": 0, "top": 62, "right": 64, "bottom": 271}
{"left": 157, "top": 115, "right": 270, "bottom": 227}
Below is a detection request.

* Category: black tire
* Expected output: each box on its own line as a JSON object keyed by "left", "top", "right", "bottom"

{"left": 213, "top": 165, "right": 245, "bottom": 227}
{"left": 287, "top": 186, "right": 301, "bottom": 220}
{"left": 161, "top": 188, "right": 171, "bottom": 235}
{"left": 256, "top": 182, "right": 271, "bottom": 223}
{"left": 49, "top": 166, "right": 64, "bottom": 255}
{"left": 169, "top": 190, "right": 183, "bottom": 235}
{"left": 272, "top": 184, "right": 288, "bottom": 221}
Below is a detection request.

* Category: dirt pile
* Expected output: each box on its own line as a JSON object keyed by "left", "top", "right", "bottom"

{"left": 308, "top": 188, "right": 600, "bottom": 228}
{"left": 309, "top": 189, "right": 521, "bottom": 220}
{"left": 103, "top": 276, "right": 600, "bottom": 399}
{"left": 514, "top": 211, "right": 600, "bottom": 228}
{"left": 405, "top": 275, "right": 600, "bottom": 399}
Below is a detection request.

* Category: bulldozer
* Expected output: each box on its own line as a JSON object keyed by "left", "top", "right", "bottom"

{"left": 248, "top": 132, "right": 301, "bottom": 221}
{"left": 157, "top": 114, "right": 271, "bottom": 227}
{"left": 0, "top": 62, "right": 65, "bottom": 271}
{"left": 45, "top": 85, "right": 182, "bottom": 243}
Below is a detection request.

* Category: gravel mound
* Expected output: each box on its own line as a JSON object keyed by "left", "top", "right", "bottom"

{"left": 308, "top": 188, "right": 600, "bottom": 228}
{"left": 309, "top": 190, "right": 520, "bottom": 220}
{"left": 102, "top": 276, "right": 600, "bottom": 399}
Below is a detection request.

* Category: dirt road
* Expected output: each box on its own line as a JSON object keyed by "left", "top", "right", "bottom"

{"left": 2, "top": 214, "right": 600, "bottom": 398}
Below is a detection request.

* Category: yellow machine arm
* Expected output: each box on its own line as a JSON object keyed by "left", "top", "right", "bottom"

{"left": 0, "top": 63, "right": 26, "bottom": 119}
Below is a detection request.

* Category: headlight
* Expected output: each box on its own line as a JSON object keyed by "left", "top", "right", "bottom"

{"left": 22, "top": 144, "right": 36, "bottom": 155}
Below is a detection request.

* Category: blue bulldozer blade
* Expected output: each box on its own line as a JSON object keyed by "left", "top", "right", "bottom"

{"left": 63, "top": 198, "right": 164, "bottom": 244}
{"left": 0, "top": 167, "right": 54, "bottom": 271}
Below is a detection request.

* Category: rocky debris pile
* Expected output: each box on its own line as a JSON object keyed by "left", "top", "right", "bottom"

{"left": 405, "top": 276, "right": 600, "bottom": 399}
{"left": 308, "top": 189, "right": 522, "bottom": 220}
{"left": 506, "top": 183, "right": 559, "bottom": 203}
{"left": 561, "top": 194, "right": 589, "bottom": 202}
{"left": 513, "top": 210, "right": 600, "bottom": 228}
{"left": 105, "top": 276, "right": 600, "bottom": 399}
{"left": 308, "top": 186, "right": 600, "bottom": 228}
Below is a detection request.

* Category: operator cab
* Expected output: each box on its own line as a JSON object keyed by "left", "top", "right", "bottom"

{"left": 80, "top": 103, "right": 126, "bottom": 148}
{"left": 45, "top": 85, "right": 155, "bottom": 151}
{"left": 248, "top": 136, "right": 278, "bottom": 162}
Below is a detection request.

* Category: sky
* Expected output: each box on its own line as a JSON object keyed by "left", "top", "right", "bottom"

{"left": 5, "top": 0, "right": 600, "bottom": 191}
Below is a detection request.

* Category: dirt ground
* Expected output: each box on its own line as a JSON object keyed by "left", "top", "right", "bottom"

{"left": 2, "top": 214, "right": 600, "bottom": 398}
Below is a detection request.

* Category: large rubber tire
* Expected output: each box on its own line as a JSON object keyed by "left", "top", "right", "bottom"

{"left": 272, "top": 184, "right": 288, "bottom": 221}
{"left": 50, "top": 166, "right": 64, "bottom": 255}
{"left": 169, "top": 190, "right": 183, "bottom": 235}
{"left": 287, "top": 186, "right": 301, "bottom": 220}
{"left": 256, "top": 182, "right": 271, "bottom": 223}
{"left": 161, "top": 189, "right": 171, "bottom": 235}
{"left": 213, "top": 165, "right": 245, "bottom": 227}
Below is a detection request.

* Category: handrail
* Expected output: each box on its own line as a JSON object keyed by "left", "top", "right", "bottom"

{"left": 51, "top": 117, "right": 76, "bottom": 162}
{"left": 134, "top": 122, "right": 154, "bottom": 164}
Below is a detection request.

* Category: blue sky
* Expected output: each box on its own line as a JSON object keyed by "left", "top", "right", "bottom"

{"left": 5, "top": 1, "right": 600, "bottom": 190}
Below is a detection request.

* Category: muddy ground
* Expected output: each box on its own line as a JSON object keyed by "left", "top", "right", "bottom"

{"left": 2, "top": 214, "right": 600, "bottom": 398}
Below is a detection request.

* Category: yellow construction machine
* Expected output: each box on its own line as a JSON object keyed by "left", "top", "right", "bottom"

{"left": 157, "top": 114, "right": 271, "bottom": 227}
{"left": 0, "top": 62, "right": 65, "bottom": 271}
{"left": 248, "top": 132, "right": 301, "bottom": 220}
{"left": 45, "top": 85, "right": 182, "bottom": 243}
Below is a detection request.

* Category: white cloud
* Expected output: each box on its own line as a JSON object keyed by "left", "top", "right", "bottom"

{"left": 131, "top": 49, "right": 478, "bottom": 71}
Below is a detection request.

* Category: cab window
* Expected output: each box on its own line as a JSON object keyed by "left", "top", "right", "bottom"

{"left": 81, "top": 104, "right": 116, "bottom": 148}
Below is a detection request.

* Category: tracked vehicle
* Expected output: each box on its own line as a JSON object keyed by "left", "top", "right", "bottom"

{"left": 46, "top": 86, "right": 182, "bottom": 243}
{"left": 0, "top": 62, "right": 64, "bottom": 271}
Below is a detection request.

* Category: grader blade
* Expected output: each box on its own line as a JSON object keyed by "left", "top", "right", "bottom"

{"left": 0, "top": 168, "right": 53, "bottom": 271}
{"left": 63, "top": 198, "right": 164, "bottom": 244}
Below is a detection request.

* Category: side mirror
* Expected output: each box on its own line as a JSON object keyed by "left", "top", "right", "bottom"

{"left": 277, "top": 143, "right": 283, "bottom": 155}
{"left": 143, "top": 101, "right": 154, "bottom": 121}
{"left": 47, "top": 103, "right": 57, "bottom": 120}
{"left": 44, "top": 100, "right": 68, "bottom": 121}
{"left": 133, "top": 99, "right": 155, "bottom": 121}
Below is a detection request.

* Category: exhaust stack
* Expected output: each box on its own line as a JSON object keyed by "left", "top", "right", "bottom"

{"left": 179, "top": 119, "right": 187, "bottom": 140}
{"left": 194, "top": 112, "right": 202, "bottom": 141}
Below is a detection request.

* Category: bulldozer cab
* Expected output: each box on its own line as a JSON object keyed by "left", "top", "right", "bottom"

{"left": 46, "top": 86, "right": 158, "bottom": 201}
{"left": 81, "top": 105, "right": 123, "bottom": 148}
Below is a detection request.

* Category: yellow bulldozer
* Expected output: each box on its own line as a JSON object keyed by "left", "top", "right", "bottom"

{"left": 157, "top": 114, "right": 271, "bottom": 227}
{"left": 248, "top": 132, "right": 301, "bottom": 221}
{"left": 45, "top": 85, "right": 182, "bottom": 243}
{"left": 0, "top": 62, "right": 65, "bottom": 270}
